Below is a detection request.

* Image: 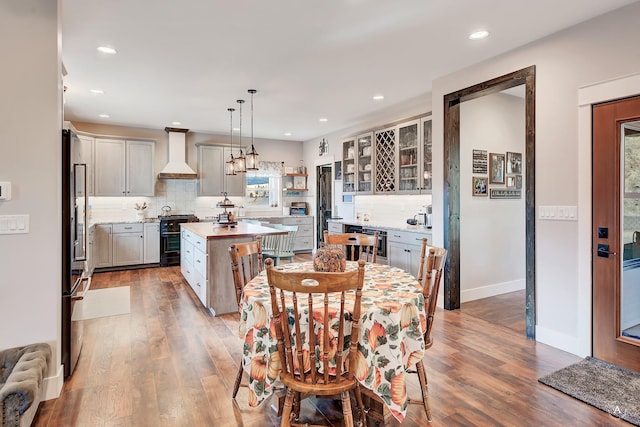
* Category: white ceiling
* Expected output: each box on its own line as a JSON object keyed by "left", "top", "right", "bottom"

{"left": 61, "top": 0, "right": 637, "bottom": 141}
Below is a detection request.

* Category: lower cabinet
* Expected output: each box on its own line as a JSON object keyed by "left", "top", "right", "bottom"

{"left": 94, "top": 221, "right": 160, "bottom": 269}
{"left": 283, "top": 216, "right": 314, "bottom": 253}
{"left": 181, "top": 228, "right": 208, "bottom": 307}
{"left": 94, "top": 224, "right": 113, "bottom": 268}
{"left": 327, "top": 221, "right": 343, "bottom": 235}
{"left": 387, "top": 230, "right": 431, "bottom": 278}
{"left": 143, "top": 222, "right": 160, "bottom": 263}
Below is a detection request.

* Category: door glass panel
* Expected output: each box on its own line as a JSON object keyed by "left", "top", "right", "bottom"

{"left": 621, "top": 120, "right": 640, "bottom": 341}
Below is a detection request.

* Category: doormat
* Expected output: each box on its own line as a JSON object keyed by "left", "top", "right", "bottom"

{"left": 79, "top": 286, "right": 130, "bottom": 320}
{"left": 539, "top": 356, "right": 640, "bottom": 425}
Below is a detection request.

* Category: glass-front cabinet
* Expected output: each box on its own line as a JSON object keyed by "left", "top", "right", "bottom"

{"left": 421, "top": 117, "right": 433, "bottom": 192}
{"left": 356, "top": 132, "right": 373, "bottom": 194}
{"left": 342, "top": 138, "right": 356, "bottom": 194}
{"left": 398, "top": 120, "right": 419, "bottom": 192}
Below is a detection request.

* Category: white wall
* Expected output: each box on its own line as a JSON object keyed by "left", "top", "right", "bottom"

{"left": 460, "top": 92, "right": 525, "bottom": 302}
{"left": 431, "top": 2, "right": 640, "bottom": 356}
{"left": 0, "top": 0, "right": 62, "bottom": 396}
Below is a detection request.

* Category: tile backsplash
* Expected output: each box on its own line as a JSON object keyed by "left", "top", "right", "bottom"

{"left": 353, "top": 194, "right": 433, "bottom": 226}
{"left": 88, "top": 179, "right": 286, "bottom": 222}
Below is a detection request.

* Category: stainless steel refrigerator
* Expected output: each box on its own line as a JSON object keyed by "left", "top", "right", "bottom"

{"left": 61, "top": 128, "right": 89, "bottom": 378}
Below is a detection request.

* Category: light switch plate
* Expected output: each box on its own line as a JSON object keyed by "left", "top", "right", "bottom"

{"left": 0, "top": 182, "right": 11, "bottom": 200}
{"left": 0, "top": 214, "right": 29, "bottom": 234}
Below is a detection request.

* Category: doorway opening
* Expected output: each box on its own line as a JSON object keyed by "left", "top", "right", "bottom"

{"left": 316, "top": 164, "right": 333, "bottom": 248}
{"left": 443, "top": 66, "right": 537, "bottom": 339}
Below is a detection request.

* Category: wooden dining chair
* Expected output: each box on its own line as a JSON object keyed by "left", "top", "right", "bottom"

{"left": 266, "top": 257, "right": 368, "bottom": 427}
{"left": 323, "top": 230, "right": 379, "bottom": 263}
{"left": 228, "top": 236, "right": 263, "bottom": 399}
{"left": 408, "top": 237, "right": 447, "bottom": 421}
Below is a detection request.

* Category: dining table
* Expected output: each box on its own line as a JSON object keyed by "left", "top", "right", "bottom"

{"left": 239, "top": 260, "right": 427, "bottom": 423}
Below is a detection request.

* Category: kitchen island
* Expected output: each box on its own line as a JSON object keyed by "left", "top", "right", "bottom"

{"left": 180, "top": 222, "right": 285, "bottom": 316}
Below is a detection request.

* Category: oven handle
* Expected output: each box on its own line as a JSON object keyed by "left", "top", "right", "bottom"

{"left": 161, "top": 231, "right": 181, "bottom": 236}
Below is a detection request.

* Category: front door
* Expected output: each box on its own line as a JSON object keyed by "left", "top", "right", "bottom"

{"left": 593, "top": 95, "right": 640, "bottom": 372}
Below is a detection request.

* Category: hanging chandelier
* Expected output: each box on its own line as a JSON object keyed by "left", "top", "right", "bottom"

{"left": 245, "top": 89, "right": 259, "bottom": 170}
{"left": 225, "top": 107, "right": 236, "bottom": 176}
{"left": 235, "top": 99, "right": 246, "bottom": 173}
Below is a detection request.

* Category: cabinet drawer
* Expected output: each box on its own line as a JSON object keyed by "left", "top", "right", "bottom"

{"left": 297, "top": 225, "right": 313, "bottom": 236}
{"left": 294, "top": 238, "right": 314, "bottom": 251}
{"left": 283, "top": 216, "right": 313, "bottom": 226}
{"left": 112, "top": 223, "right": 143, "bottom": 233}
{"left": 182, "top": 228, "right": 206, "bottom": 248}
{"left": 328, "top": 222, "right": 343, "bottom": 234}
{"left": 191, "top": 269, "right": 207, "bottom": 306}
{"left": 193, "top": 248, "right": 207, "bottom": 277}
{"left": 182, "top": 239, "right": 195, "bottom": 265}
{"left": 181, "top": 258, "right": 194, "bottom": 285}
{"left": 387, "top": 230, "right": 430, "bottom": 245}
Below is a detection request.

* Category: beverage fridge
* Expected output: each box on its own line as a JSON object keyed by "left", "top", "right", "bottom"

{"left": 61, "top": 128, "right": 89, "bottom": 378}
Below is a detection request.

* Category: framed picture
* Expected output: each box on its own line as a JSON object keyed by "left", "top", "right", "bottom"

{"left": 334, "top": 161, "right": 342, "bottom": 180}
{"left": 490, "top": 188, "right": 521, "bottom": 199}
{"left": 472, "top": 176, "right": 488, "bottom": 196}
{"left": 506, "top": 175, "right": 516, "bottom": 188}
{"left": 472, "top": 149, "right": 488, "bottom": 174}
{"left": 506, "top": 152, "right": 522, "bottom": 174}
{"left": 516, "top": 174, "right": 523, "bottom": 190}
{"left": 489, "top": 153, "right": 505, "bottom": 184}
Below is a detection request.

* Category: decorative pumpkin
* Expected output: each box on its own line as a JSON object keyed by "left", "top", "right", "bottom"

{"left": 250, "top": 356, "right": 268, "bottom": 382}
{"left": 390, "top": 372, "right": 407, "bottom": 405}
{"left": 313, "top": 247, "right": 346, "bottom": 272}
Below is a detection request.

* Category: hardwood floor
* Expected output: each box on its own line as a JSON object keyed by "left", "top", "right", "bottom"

{"left": 461, "top": 290, "right": 526, "bottom": 336}
{"left": 34, "top": 259, "right": 628, "bottom": 426}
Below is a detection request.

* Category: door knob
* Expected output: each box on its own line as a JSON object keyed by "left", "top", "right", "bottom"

{"left": 597, "top": 244, "right": 617, "bottom": 258}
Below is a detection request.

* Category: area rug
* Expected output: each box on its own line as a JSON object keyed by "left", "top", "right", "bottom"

{"left": 80, "top": 286, "right": 131, "bottom": 320}
{"left": 539, "top": 356, "right": 640, "bottom": 425}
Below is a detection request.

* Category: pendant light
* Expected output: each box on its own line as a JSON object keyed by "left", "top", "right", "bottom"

{"left": 235, "top": 99, "right": 246, "bottom": 173}
{"left": 245, "top": 89, "right": 259, "bottom": 170}
{"left": 225, "top": 107, "right": 236, "bottom": 175}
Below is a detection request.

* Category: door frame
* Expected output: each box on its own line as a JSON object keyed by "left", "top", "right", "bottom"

{"left": 577, "top": 72, "right": 640, "bottom": 357}
{"left": 443, "top": 66, "right": 537, "bottom": 339}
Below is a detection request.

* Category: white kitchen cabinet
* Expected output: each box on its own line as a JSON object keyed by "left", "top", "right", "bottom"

{"left": 197, "top": 145, "right": 244, "bottom": 197}
{"left": 94, "top": 224, "right": 113, "bottom": 268}
{"left": 112, "top": 223, "right": 144, "bottom": 266}
{"left": 86, "top": 225, "right": 96, "bottom": 275}
{"left": 283, "top": 216, "right": 314, "bottom": 253}
{"left": 94, "top": 138, "right": 155, "bottom": 196}
{"left": 181, "top": 227, "right": 208, "bottom": 307}
{"left": 327, "top": 221, "right": 343, "bottom": 235}
{"left": 143, "top": 222, "right": 160, "bottom": 264}
{"left": 74, "top": 135, "right": 94, "bottom": 196}
{"left": 387, "top": 230, "right": 431, "bottom": 277}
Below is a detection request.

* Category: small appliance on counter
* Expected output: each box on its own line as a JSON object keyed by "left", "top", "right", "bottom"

{"left": 290, "top": 201, "right": 307, "bottom": 215}
{"left": 418, "top": 205, "right": 433, "bottom": 229}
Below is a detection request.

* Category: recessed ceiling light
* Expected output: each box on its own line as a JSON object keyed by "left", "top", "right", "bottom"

{"left": 97, "top": 46, "right": 117, "bottom": 54}
{"left": 99, "top": 114, "right": 110, "bottom": 118}
{"left": 373, "top": 95, "right": 384, "bottom": 100}
{"left": 284, "top": 132, "right": 292, "bottom": 136}
{"left": 319, "top": 118, "right": 328, "bottom": 123}
{"left": 172, "top": 121, "right": 181, "bottom": 126}
{"left": 90, "top": 89, "right": 104, "bottom": 95}
{"left": 469, "top": 30, "right": 489, "bottom": 40}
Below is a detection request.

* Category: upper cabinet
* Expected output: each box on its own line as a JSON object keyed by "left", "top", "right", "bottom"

{"left": 342, "top": 138, "right": 356, "bottom": 194}
{"left": 74, "top": 134, "right": 94, "bottom": 196}
{"left": 94, "top": 139, "right": 155, "bottom": 196}
{"left": 197, "top": 145, "right": 244, "bottom": 197}
{"left": 421, "top": 117, "right": 433, "bottom": 192}
{"left": 356, "top": 132, "right": 373, "bottom": 194}
{"left": 398, "top": 119, "right": 419, "bottom": 193}
{"left": 374, "top": 126, "right": 397, "bottom": 193}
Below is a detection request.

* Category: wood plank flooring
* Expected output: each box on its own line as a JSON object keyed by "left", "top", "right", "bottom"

{"left": 461, "top": 290, "right": 526, "bottom": 336}
{"left": 34, "top": 259, "right": 628, "bottom": 426}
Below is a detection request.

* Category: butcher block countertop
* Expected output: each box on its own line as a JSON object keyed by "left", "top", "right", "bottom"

{"left": 181, "top": 222, "right": 286, "bottom": 239}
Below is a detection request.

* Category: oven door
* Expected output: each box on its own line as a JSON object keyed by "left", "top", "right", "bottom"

{"left": 161, "top": 232, "right": 181, "bottom": 254}
{"left": 363, "top": 228, "right": 387, "bottom": 259}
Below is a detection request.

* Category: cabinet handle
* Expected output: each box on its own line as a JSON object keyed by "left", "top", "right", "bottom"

{"left": 196, "top": 259, "right": 201, "bottom": 263}
{"left": 124, "top": 226, "right": 132, "bottom": 230}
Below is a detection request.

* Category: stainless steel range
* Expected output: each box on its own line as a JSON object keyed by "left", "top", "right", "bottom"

{"left": 159, "top": 214, "right": 198, "bottom": 266}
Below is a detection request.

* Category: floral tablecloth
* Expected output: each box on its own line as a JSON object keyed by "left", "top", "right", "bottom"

{"left": 239, "top": 261, "right": 426, "bottom": 423}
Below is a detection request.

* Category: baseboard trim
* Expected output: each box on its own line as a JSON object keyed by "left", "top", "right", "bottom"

{"left": 43, "top": 364, "right": 64, "bottom": 401}
{"left": 536, "top": 325, "right": 585, "bottom": 357}
{"left": 461, "top": 279, "right": 525, "bottom": 303}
